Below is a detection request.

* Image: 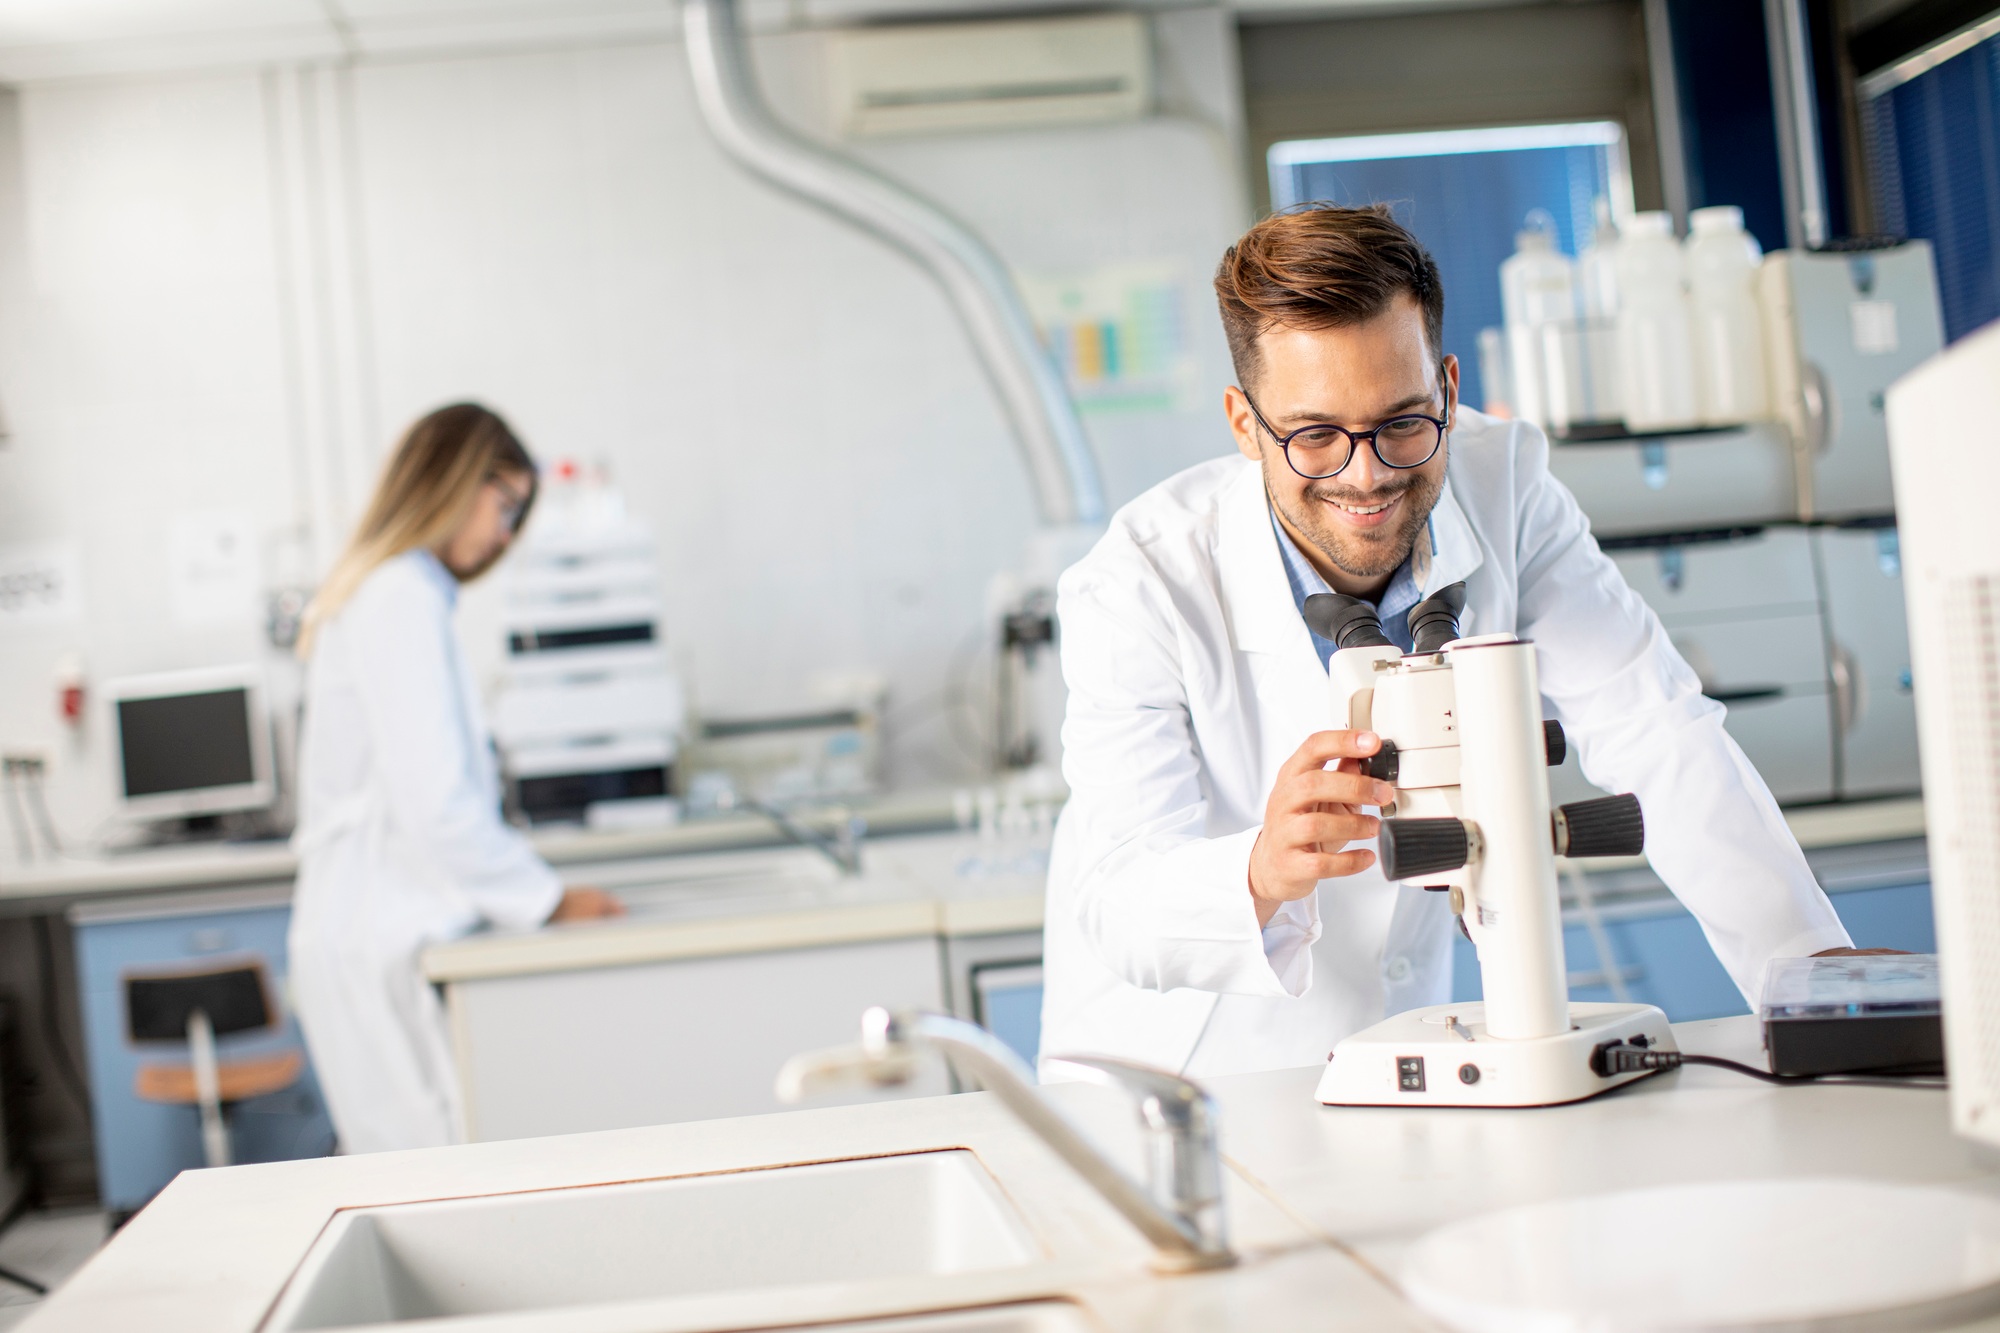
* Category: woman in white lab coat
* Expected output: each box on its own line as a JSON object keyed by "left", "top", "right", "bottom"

{"left": 289, "top": 403, "right": 622, "bottom": 1153}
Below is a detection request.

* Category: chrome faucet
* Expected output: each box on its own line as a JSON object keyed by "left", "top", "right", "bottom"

{"left": 724, "top": 793, "right": 865, "bottom": 876}
{"left": 776, "top": 1008, "right": 1234, "bottom": 1273}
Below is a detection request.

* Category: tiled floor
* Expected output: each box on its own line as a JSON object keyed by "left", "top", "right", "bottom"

{"left": 0, "top": 1209, "right": 110, "bottom": 1329}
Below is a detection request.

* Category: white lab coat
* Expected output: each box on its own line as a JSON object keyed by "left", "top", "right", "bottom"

{"left": 289, "top": 550, "right": 561, "bottom": 1153}
{"left": 1039, "top": 409, "right": 1851, "bottom": 1079}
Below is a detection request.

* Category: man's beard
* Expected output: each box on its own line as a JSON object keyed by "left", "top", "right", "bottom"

{"left": 1271, "top": 462, "right": 1445, "bottom": 581}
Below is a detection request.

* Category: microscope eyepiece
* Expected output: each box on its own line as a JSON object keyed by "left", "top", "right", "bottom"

{"left": 1303, "top": 593, "right": 1395, "bottom": 649}
{"left": 1406, "top": 581, "right": 1469, "bottom": 654}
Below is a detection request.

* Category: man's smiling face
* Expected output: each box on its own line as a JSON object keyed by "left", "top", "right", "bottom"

{"left": 1225, "top": 294, "right": 1458, "bottom": 598}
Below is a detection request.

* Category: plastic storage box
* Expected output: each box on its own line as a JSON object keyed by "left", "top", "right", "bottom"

{"left": 1759, "top": 953, "right": 1943, "bottom": 1076}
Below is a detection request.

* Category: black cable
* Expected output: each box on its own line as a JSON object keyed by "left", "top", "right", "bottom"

{"left": 30, "top": 918, "right": 90, "bottom": 1115}
{"left": 1597, "top": 1042, "right": 1946, "bottom": 1089}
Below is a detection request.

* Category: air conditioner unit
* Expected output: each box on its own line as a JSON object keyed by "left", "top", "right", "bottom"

{"left": 827, "top": 11, "right": 1152, "bottom": 138}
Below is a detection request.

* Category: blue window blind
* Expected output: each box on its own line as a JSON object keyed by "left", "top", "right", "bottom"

{"left": 1269, "top": 124, "right": 1627, "bottom": 409}
{"left": 1863, "top": 21, "right": 2000, "bottom": 343}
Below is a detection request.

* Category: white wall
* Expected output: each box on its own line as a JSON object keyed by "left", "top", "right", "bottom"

{"left": 0, "top": 9, "right": 1251, "bottom": 842}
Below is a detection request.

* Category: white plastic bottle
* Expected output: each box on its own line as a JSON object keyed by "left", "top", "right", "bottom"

{"left": 1613, "top": 211, "right": 1700, "bottom": 432}
{"left": 1685, "top": 204, "right": 1769, "bottom": 425}
{"left": 1578, "top": 198, "right": 1621, "bottom": 424}
{"left": 1500, "top": 215, "right": 1583, "bottom": 433}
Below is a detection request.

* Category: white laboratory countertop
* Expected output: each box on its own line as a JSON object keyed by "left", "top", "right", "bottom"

{"left": 419, "top": 797, "right": 1931, "bottom": 986}
{"left": 422, "top": 832, "right": 1049, "bottom": 983}
{"left": 20, "top": 1014, "right": 1988, "bottom": 1333}
{"left": 3, "top": 794, "right": 1927, "bottom": 913}
{"left": 0, "top": 788, "right": 974, "bottom": 910}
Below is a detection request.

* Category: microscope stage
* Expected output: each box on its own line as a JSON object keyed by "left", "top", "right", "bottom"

{"left": 1316, "top": 1002, "right": 1676, "bottom": 1108}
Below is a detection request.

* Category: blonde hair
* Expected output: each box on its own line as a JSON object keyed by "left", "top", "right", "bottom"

{"left": 298, "top": 403, "right": 536, "bottom": 658}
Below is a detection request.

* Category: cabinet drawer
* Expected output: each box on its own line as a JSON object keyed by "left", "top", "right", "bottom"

{"left": 1713, "top": 689, "right": 1834, "bottom": 805}
{"left": 1669, "top": 613, "right": 1829, "bottom": 694}
{"left": 1549, "top": 424, "right": 1796, "bottom": 539}
{"left": 1816, "top": 526, "right": 1921, "bottom": 798}
{"left": 1608, "top": 526, "right": 1819, "bottom": 625}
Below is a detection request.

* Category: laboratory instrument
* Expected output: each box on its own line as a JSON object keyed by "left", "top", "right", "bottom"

{"left": 779, "top": 1007, "right": 1234, "bottom": 1272}
{"left": 104, "top": 664, "right": 275, "bottom": 838}
{"left": 1887, "top": 318, "right": 2000, "bottom": 1151}
{"left": 1761, "top": 239, "right": 1944, "bottom": 520}
{"left": 1312, "top": 585, "right": 1672, "bottom": 1108}
{"left": 1758, "top": 953, "right": 1942, "bottom": 1077}
{"left": 490, "top": 466, "right": 684, "bottom": 828}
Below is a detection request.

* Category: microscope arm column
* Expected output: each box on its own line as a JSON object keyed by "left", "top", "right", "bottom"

{"left": 1451, "top": 639, "right": 1570, "bottom": 1041}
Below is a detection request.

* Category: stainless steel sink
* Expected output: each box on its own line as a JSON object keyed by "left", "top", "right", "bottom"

{"left": 267, "top": 1150, "right": 1041, "bottom": 1329}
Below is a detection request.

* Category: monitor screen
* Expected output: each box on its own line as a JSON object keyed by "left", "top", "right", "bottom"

{"left": 117, "top": 689, "right": 257, "bottom": 798}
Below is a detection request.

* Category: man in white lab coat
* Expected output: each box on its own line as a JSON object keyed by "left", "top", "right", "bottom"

{"left": 1039, "top": 204, "right": 1870, "bottom": 1079}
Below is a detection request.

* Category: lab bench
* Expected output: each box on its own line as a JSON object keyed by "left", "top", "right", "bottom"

{"left": 12, "top": 789, "right": 970, "bottom": 1211}
{"left": 423, "top": 802, "right": 1931, "bottom": 1144}
{"left": 30, "top": 1011, "right": 1988, "bottom": 1333}
{"left": 20, "top": 793, "right": 1937, "bottom": 1206}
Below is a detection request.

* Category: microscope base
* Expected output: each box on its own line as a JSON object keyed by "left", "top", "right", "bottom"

{"left": 1315, "top": 1001, "right": 1676, "bottom": 1108}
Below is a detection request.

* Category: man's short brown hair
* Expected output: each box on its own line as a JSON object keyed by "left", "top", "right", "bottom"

{"left": 1214, "top": 204, "right": 1445, "bottom": 390}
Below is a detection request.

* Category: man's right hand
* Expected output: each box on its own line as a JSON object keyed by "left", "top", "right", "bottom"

{"left": 1249, "top": 730, "right": 1393, "bottom": 927}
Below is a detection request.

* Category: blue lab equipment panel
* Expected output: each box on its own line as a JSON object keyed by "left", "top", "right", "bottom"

{"left": 1451, "top": 882, "right": 1936, "bottom": 1020}
{"left": 72, "top": 894, "right": 335, "bottom": 1212}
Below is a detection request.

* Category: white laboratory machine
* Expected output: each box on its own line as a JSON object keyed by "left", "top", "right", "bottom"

{"left": 1888, "top": 318, "right": 2000, "bottom": 1149}
{"left": 1763, "top": 240, "right": 1945, "bottom": 521}
{"left": 1309, "top": 586, "right": 1671, "bottom": 1108}
{"left": 490, "top": 470, "right": 685, "bottom": 827}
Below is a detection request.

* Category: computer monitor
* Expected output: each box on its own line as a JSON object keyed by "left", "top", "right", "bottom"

{"left": 105, "top": 665, "right": 274, "bottom": 823}
{"left": 1886, "top": 319, "right": 2000, "bottom": 1149}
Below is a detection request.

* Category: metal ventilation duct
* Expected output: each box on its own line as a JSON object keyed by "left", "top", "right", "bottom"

{"left": 681, "top": 0, "right": 1107, "bottom": 528}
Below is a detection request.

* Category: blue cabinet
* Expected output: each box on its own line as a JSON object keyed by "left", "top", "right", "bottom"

{"left": 1451, "top": 882, "right": 1936, "bottom": 1021}
{"left": 70, "top": 891, "right": 335, "bottom": 1213}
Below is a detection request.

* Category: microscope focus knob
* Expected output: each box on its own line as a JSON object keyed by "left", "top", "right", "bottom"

{"left": 1551, "top": 794, "right": 1645, "bottom": 859}
{"left": 1363, "top": 740, "right": 1400, "bottom": 783}
{"left": 1543, "top": 719, "right": 1567, "bottom": 767}
{"left": 1379, "top": 818, "right": 1472, "bottom": 881}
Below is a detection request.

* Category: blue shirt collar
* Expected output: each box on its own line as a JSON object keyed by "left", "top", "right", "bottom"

{"left": 1269, "top": 508, "right": 1429, "bottom": 667}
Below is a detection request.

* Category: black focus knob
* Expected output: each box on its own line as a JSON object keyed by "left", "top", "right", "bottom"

{"left": 1543, "top": 719, "right": 1567, "bottom": 767}
{"left": 1379, "top": 818, "right": 1472, "bottom": 881}
{"left": 1363, "top": 740, "right": 1400, "bottom": 783}
{"left": 1552, "top": 794, "right": 1645, "bottom": 858}
{"left": 1303, "top": 593, "right": 1394, "bottom": 649}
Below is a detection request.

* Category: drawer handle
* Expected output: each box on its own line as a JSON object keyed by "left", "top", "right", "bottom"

{"left": 1704, "top": 686, "right": 1786, "bottom": 705}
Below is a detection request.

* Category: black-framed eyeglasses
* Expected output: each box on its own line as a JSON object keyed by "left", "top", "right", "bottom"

{"left": 488, "top": 473, "right": 534, "bottom": 533}
{"left": 1242, "top": 389, "right": 1450, "bottom": 480}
